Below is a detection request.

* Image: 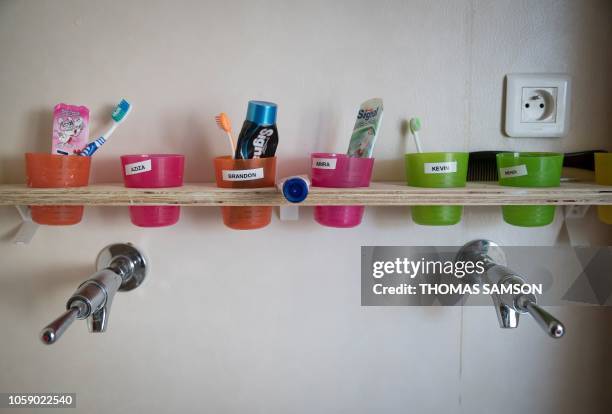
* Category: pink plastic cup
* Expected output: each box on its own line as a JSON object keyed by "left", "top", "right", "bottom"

{"left": 311, "top": 153, "right": 374, "bottom": 228}
{"left": 120, "top": 154, "right": 185, "bottom": 227}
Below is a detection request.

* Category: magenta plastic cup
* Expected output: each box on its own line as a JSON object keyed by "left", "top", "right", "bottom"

{"left": 120, "top": 154, "right": 185, "bottom": 227}
{"left": 311, "top": 153, "right": 374, "bottom": 228}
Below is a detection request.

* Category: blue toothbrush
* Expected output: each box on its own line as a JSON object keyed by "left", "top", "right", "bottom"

{"left": 79, "top": 99, "right": 132, "bottom": 156}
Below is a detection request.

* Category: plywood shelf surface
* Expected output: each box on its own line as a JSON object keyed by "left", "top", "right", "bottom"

{"left": 0, "top": 182, "right": 610, "bottom": 206}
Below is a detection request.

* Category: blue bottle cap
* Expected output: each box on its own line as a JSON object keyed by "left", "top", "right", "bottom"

{"left": 282, "top": 177, "right": 309, "bottom": 203}
{"left": 246, "top": 101, "right": 277, "bottom": 126}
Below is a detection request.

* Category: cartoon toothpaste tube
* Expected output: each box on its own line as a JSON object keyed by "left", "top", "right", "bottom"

{"left": 51, "top": 103, "right": 90, "bottom": 155}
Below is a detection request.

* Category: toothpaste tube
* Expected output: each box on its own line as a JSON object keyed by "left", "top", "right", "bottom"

{"left": 51, "top": 103, "right": 90, "bottom": 155}
{"left": 346, "top": 98, "right": 383, "bottom": 158}
{"left": 234, "top": 100, "right": 279, "bottom": 159}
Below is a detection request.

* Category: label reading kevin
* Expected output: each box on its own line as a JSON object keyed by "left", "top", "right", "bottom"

{"left": 312, "top": 158, "right": 337, "bottom": 170}
{"left": 124, "top": 159, "right": 152, "bottom": 176}
{"left": 499, "top": 164, "right": 528, "bottom": 178}
{"left": 222, "top": 167, "right": 264, "bottom": 181}
{"left": 424, "top": 161, "right": 457, "bottom": 174}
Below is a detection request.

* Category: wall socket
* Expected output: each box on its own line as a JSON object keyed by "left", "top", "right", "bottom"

{"left": 505, "top": 74, "right": 571, "bottom": 138}
{"left": 521, "top": 87, "right": 557, "bottom": 122}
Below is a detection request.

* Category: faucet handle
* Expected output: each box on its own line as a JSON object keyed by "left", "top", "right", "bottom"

{"left": 516, "top": 295, "right": 565, "bottom": 338}
{"left": 40, "top": 301, "right": 87, "bottom": 345}
{"left": 40, "top": 308, "right": 79, "bottom": 345}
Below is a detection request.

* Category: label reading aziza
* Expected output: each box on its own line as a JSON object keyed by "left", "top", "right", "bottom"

{"left": 312, "top": 158, "right": 337, "bottom": 170}
{"left": 124, "top": 159, "right": 152, "bottom": 176}
{"left": 499, "top": 164, "right": 528, "bottom": 178}
{"left": 222, "top": 167, "right": 264, "bottom": 181}
{"left": 424, "top": 161, "right": 457, "bottom": 174}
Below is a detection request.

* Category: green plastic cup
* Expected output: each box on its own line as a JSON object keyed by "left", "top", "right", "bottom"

{"left": 405, "top": 152, "right": 469, "bottom": 225}
{"left": 496, "top": 152, "right": 564, "bottom": 227}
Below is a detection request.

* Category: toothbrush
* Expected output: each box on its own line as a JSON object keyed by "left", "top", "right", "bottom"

{"left": 409, "top": 117, "right": 423, "bottom": 153}
{"left": 214, "top": 112, "right": 236, "bottom": 157}
{"left": 79, "top": 99, "right": 132, "bottom": 156}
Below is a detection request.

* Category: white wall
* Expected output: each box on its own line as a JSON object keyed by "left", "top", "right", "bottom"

{"left": 0, "top": 1, "right": 611, "bottom": 413}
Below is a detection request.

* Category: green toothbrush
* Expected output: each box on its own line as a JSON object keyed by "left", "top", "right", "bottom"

{"left": 409, "top": 117, "right": 423, "bottom": 153}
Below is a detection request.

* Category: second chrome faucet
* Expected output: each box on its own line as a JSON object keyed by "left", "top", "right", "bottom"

{"left": 455, "top": 239, "right": 565, "bottom": 338}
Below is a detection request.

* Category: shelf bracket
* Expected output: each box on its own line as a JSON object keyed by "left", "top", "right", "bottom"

{"left": 564, "top": 205, "right": 590, "bottom": 219}
{"left": 279, "top": 205, "right": 300, "bottom": 221}
{"left": 13, "top": 205, "right": 39, "bottom": 245}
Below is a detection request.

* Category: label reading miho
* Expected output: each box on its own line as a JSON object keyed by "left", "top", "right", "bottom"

{"left": 222, "top": 167, "right": 264, "bottom": 181}
{"left": 124, "top": 159, "right": 152, "bottom": 176}
{"left": 499, "top": 164, "right": 528, "bottom": 178}
{"left": 312, "top": 158, "right": 337, "bottom": 170}
{"left": 424, "top": 161, "right": 457, "bottom": 174}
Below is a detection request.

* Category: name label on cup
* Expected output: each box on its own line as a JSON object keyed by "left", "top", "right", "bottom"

{"left": 222, "top": 167, "right": 264, "bottom": 181}
{"left": 124, "top": 159, "right": 152, "bottom": 176}
{"left": 499, "top": 164, "right": 528, "bottom": 178}
{"left": 312, "top": 158, "right": 337, "bottom": 170}
{"left": 424, "top": 161, "right": 457, "bottom": 174}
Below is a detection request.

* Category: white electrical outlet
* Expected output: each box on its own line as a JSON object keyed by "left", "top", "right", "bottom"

{"left": 505, "top": 73, "right": 571, "bottom": 138}
{"left": 521, "top": 87, "right": 557, "bottom": 122}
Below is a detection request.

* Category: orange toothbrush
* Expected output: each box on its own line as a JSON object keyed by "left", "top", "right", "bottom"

{"left": 215, "top": 112, "right": 236, "bottom": 158}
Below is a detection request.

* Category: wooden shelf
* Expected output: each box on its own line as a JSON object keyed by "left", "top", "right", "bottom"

{"left": 0, "top": 182, "right": 610, "bottom": 206}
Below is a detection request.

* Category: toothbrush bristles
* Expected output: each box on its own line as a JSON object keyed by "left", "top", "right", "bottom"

{"left": 215, "top": 113, "right": 236, "bottom": 157}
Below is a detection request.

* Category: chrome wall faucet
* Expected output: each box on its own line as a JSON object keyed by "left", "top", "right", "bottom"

{"left": 455, "top": 239, "right": 565, "bottom": 338}
{"left": 40, "top": 243, "right": 148, "bottom": 345}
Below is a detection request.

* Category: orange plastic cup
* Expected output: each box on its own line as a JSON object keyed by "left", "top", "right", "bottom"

{"left": 25, "top": 153, "right": 91, "bottom": 225}
{"left": 213, "top": 156, "right": 276, "bottom": 230}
